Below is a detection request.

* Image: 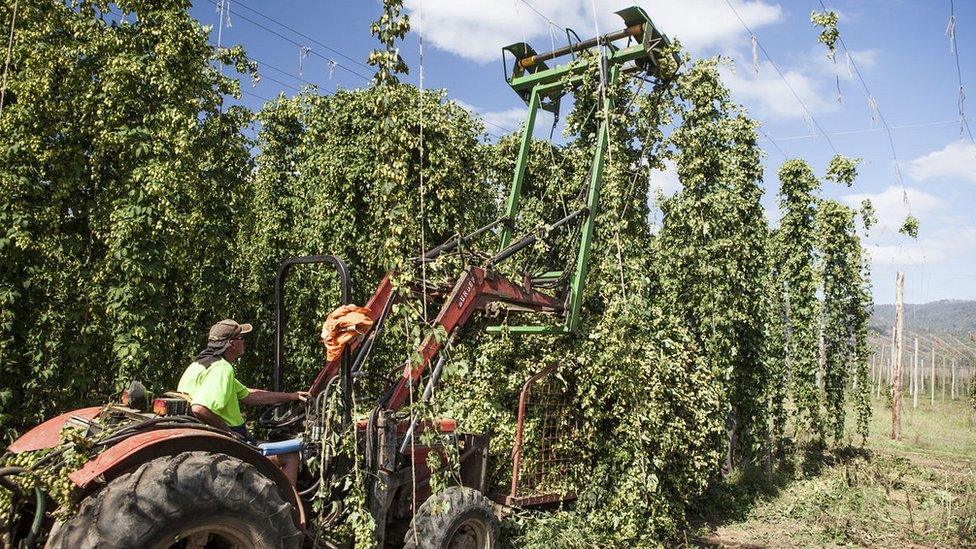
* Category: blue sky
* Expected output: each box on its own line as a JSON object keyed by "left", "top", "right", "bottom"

{"left": 190, "top": 0, "right": 976, "bottom": 305}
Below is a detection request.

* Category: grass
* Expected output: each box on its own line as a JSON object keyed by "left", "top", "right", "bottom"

{"left": 693, "top": 396, "right": 976, "bottom": 548}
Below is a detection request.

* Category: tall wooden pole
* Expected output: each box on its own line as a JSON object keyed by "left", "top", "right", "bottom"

{"left": 876, "top": 346, "right": 883, "bottom": 398}
{"left": 870, "top": 353, "right": 876, "bottom": 392}
{"left": 912, "top": 337, "right": 919, "bottom": 409}
{"left": 952, "top": 358, "right": 957, "bottom": 400}
{"left": 930, "top": 346, "right": 935, "bottom": 407}
{"left": 889, "top": 326, "right": 896, "bottom": 385}
{"left": 942, "top": 355, "right": 947, "bottom": 401}
{"left": 892, "top": 272, "right": 904, "bottom": 440}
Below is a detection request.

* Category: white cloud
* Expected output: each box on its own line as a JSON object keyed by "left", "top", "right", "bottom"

{"left": 866, "top": 227, "right": 976, "bottom": 267}
{"left": 649, "top": 159, "right": 681, "bottom": 196}
{"left": 482, "top": 108, "right": 528, "bottom": 133}
{"left": 842, "top": 185, "right": 945, "bottom": 234}
{"left": 867, "top": 243, "right": 945, "bottom": 266}
{"left": 806, "top": 47, "right": 877, "bottom": 80}
{"left": 719, "top": 60, "right": 836, "bottom": 120}
{"left": 907, "top": 141, "right": 976, "bottom": 183}
{"left": 450, "top": 99, "right": 526, "bottom": 134}
{"left": 405, "top": 0, "right": 782, "bottom": 64}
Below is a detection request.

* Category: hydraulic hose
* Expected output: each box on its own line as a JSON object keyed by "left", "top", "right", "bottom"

{"left": 0, "top": 466, "right": 45, "bottom": 547}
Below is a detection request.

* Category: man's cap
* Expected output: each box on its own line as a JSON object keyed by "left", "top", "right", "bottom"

{"left": 208, "top": 319, "right": 253, "bottom": 342}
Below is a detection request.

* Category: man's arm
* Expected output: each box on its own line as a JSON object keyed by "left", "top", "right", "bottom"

{"left": 191, "top": 404, "right": 231, "bottom": 431}
{"left": 240, "top": 389, "right": 309, "bottom": 407}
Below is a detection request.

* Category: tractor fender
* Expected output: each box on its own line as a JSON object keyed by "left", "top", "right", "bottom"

{"left": 68, "top": 427, "right": 307, "bottom": 530}
{"left": 7, "top": 406, "right": 103, "bottom": 454}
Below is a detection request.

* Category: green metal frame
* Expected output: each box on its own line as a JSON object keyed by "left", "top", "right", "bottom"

{"left": 491, "top": 6, "right": 673, "bottom": 335}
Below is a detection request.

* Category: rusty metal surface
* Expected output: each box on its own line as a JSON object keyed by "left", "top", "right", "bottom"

{"left": 68, "top": 427, "right": 307, "bottom": 530}
{"left": 505, "top": 492, "right": 577, "bottom": 507}
{"left": 505, "top": 365, "right": 577, "bottom": 508}
{"left": 7, "top": 406, "right": 102, "bottom": 453}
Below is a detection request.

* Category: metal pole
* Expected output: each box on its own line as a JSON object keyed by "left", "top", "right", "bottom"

{"left": 499, "top": 88, "right": 542, "bottom": 249}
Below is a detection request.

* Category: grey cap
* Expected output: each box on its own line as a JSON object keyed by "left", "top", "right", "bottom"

{"left": 208, "top": 319, "right": 253, "bottom": 342}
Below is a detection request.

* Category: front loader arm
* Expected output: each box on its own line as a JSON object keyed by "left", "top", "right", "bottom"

{"left": 307, "top": 266, "right": 563, "bottom": 409}
{"left": 308, "top": 272, "right": 396, "bottom": 397}
{"left": 381, "top": 266, "right": 563, "bottom": 411}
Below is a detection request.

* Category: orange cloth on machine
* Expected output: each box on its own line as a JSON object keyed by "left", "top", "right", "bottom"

{"left": 321, "top": 305, "right": 375, "bottom": 361}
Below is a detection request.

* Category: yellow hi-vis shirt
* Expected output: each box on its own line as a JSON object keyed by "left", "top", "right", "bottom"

{"left": 177, "top": 358, "right": 250, "bottom": 428}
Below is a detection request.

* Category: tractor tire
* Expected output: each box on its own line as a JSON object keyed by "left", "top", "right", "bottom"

{"left": 403, "top": 486, "right": 498, "bottom": 549}
{"left": 45, "top": 451, "right": 301, "bottom": 549}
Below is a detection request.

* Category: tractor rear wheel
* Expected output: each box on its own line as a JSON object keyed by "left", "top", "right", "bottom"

{"left": 403, "top": 486, "right": 498, "bottom": 549}
{"left": 45, "top": 451, "right": 301, "bottom": 549}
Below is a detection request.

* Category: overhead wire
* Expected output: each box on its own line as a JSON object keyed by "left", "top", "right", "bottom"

{"left": 410, "top": 2, "right": 427, "bottom": 542}
{"left": 515, "top": 0, "right": 562, "bottom": 28}
{"left": 816, "top": 0, "right": 914, "bottom": 220}
{"left": 231, "top": 0, "right": 372, "bottom": 72}
{"left": 757, "top": 126, "right": 788, "bottom": 159}
{"left": 722, "top": 1, "right": 900, "bottom": 266}
{"left": 225, "top": 6, "right": 371, "bottom": 82}
{"left": 723, "top": 0, "right": 839, "bottom": 155}
{"left": 248, "top": 55, "right": 318, "bottom": 88}
{"left": 947, "top": 0, "right": 976, "bottom": 148}
{"left": 771, "top": 117, "right": 976, "bottom": 141}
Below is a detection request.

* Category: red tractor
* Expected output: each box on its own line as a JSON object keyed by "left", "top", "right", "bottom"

{"left": 1, "top": 8, "right": 673, "bottom": 547}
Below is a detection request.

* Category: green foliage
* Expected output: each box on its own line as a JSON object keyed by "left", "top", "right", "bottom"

{"left": 0, "top": 426, "right": 103, "bottom": 524}
{"left": 817, "top": 200, "right": 871, "bottom": 443}
{"left": 775, "top": 160, "right": 822, "bottom": 433}
{"left": 810, "top": 10, "right": 840, "bottom": 61}
{"left": 367, "top": 0, "right": 410, "bottom": 86}
{"left": 655, "top": 58, "right": 771, "bottom": 467}
{"left": 859, "top": 199, "right": 876, "bottom": 231}
{"left": 0, "top": 0, "right": 253, "bottom": 439}
{"left": 239, "top": 86, "right": 493, "bottom": 389}
{"left": 825, "top": 155, "right": 859, "bottom": 187}
{"left": 899, "top": 214, "right": 920, "bottom": 238}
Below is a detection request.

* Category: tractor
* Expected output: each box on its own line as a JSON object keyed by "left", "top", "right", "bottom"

{"left": 1, "top": 8, "right": 674, "bottom": 547}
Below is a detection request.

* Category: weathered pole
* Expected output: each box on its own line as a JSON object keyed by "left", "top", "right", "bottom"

{"left": 876, "top": 344, "right": 885, "bottom": 398}
{"left": 912, "top": 337, "right": 919, "bottom": 409}
{"left": 889, "top": 326, "right": 896, "bottom": 385}
{"left": 930, "top": 345, "right": 935, "bottom": 407}
{"left": 942, "top": 355, "right": 947, "bottom": 401}
{"left": 892, "top": 272, "right": 904, "bottom": 440}
{"left": 952, "top": 358, "right": 957, "bottom": 400}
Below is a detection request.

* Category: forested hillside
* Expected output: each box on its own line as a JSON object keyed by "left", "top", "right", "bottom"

{"left": 871, "top": 299, "right": 976, "bottom": 335}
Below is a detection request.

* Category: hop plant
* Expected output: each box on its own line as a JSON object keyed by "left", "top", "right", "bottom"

{"left": 899, "top": 214, "right": 920, "bottom": 238}
{"left": 811, "top": 10, "right": 840, "bottom": 61}
{"left": 368, "top": 0, "right": 410, "bottom": 86}
{"left": 825, "top": 155, "right": 860, "bottom": 187}
{"left": 859, "top": 199, "right": 876, "bottom": 231}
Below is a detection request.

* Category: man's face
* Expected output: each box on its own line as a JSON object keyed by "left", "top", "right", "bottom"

{"left": 226, "top": 337, "right": 245, "bottom": 361}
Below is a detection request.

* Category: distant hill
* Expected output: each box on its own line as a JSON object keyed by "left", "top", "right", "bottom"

{"left": 870, "top": 299, "right": 976, "bottom": 335}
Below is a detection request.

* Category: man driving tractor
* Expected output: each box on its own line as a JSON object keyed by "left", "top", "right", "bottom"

{"left": 177, "top": 319, "right": 309, "bottom": 484}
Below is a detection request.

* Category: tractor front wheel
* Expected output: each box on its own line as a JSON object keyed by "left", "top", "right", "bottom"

{"left": 403, "top": 486, "right": 498, "bottom": 549}
{"left": 45, "top": 451, "right": 301, "bottom": 549}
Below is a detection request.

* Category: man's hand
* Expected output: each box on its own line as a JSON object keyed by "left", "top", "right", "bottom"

{"left": 293, "top": 391, "right": 311, "bottom": 403}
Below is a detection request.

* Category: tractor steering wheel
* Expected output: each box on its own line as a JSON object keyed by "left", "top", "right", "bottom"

{"left": 258, "top": 400, "right": 306, "bottom": 429}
